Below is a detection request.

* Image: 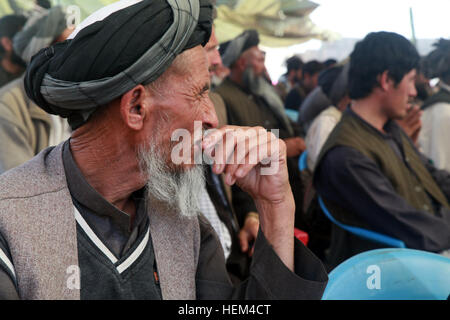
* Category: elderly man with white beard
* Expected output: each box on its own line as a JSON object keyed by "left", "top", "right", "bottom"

{"left": 0, "top": 0, "right": 327, "bottom": 300}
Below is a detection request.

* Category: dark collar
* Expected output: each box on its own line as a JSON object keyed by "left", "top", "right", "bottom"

{"left": 62, "top": 140, "right": 146, "bottom": 235}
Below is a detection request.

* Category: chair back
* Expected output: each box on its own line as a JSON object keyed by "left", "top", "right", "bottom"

{"left": 286, "top": 109, "right": 299, "bottom": 122}
{"left": 298, "top": 150, "right": 406, "bottom": 248}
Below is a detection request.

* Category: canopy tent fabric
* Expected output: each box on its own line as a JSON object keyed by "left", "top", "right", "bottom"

{"left": 215, "top": 0, "right": 338, "bottom": 47}
{"left": 0, "top": 0, "right": 116, "bottom": 21}
{"left": 0, "top": 0, "right": 337, "bottom": 48}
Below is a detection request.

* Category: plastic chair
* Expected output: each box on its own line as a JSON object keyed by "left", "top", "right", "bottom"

{"left": 322, "top": 248, "right": 450, "bottom": 300}
{"left": 298, "top": 150, "right": 406, "bottom": 248}
{"left": 298, "top": 150, "right": 308, "bottom": 171}
{"left": 318, "top": 197, "right": 406, "bottom": 248}
{"left": 285, "top": 109, "right": 299, "bottom": 122}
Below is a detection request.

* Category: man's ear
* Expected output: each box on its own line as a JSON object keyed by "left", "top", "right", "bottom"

{"left": 119, "top": 85, "right": 151, "bottom": 131}
{"left": 235, "top": 57, "right": 247, "bottom": 73}
{"left": 0, "top": 37, "right": 12, "bottom": 52}
{"left": 378, "top": 70, "right": 392, "bottom": 91}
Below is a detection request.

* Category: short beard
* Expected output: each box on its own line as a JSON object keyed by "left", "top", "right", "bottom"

{"left": 137, "top": 141, "right": 205, "bottom": 219}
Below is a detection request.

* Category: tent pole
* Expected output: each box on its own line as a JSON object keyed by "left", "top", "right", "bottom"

{"left": 409, "top": 7, "right": 417, "bottom": 48}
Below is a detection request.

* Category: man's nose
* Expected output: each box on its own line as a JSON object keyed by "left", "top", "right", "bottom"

{"left": 410, "top": 84, "right": 418, "bottom": 98}
{"left": 211, "top": 50, "right": 222, "bottom": 71}
{"left": 202, "top": 95, "right": 219, "bottom": 130}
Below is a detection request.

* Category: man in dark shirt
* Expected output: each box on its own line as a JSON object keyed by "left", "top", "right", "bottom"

{"left": 0, "top": 14, "right": 27, "bottom": 88}
{"left": 276, "top": 55, "right": 304, "bottom": 104}
{"left": 285, "top": 60, "right": 325, "bottom": 111}
{"left": 0, "top": 0, "right": 327, "bottom": 300}
{"left": 314, "top": 32, "right": 450, "bottom": 270}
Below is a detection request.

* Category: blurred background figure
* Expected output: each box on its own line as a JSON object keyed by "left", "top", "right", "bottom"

{"left": 301, "top": 62, "right": 350, "bottom": 261}
{"left": 0, "top": 14, "right": 27, "bottom": 88}
{"left": 305, "top": 63, "right": 350, "bottom": 171}
{"left": 276, "top": 55, "right": 303, "bottom": 103}
{"left": 297, "top": 82, "right": 332, "bottom": 136}
{"left": 203, "top": 13, "right": 259, "bottom": 283}
{"left": 323, "top": 58, "right": 337, "bottom": 68}
{"left": 419, "top": 38, "right": 450, "bottom": 172}
{"left": 0, "top": 6, "right": 74, "bottom": 174}
{"left": 285, "top": 60, "right": 325, "bottom": 111}
{"left": 302, "top": 60, "right": 326, "bottom": 96}
{"left": 216, "top": 29, "right": 312, "bottom": 234}
{"left": 205, "top": 24, "right": 224, "bottom": 90}
{"left": 414, "top": 60, "right": 433, "bottom": 105}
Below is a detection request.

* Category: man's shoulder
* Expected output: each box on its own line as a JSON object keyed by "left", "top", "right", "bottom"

{"left": 422, "top": 88, "right": 450, "bottom": 111}
{"left": 0, "top": 78, "right": 29, "bottom": 123}
{"left": 209, "top": 91, "right": 225, "bottom": 107}
{"left": 0, "top": 77, "right": 26, "bottom": 103}
{"left": 0, "top": 144, "right": 66, "bottom": 201}
{"left": 312, "top": 106, "right": 341, "bottom": 124}
{"left": 423, "top": 101, "right": 450, "bottom": 118}
{"left": 214, "top": 78, "right": 246, "bottom": 101}
{"left": 314, "top": 113, "right": 374, "bottom": 174}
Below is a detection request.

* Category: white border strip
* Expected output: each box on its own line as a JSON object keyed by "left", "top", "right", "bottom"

{"left": 0, "top": 248, "right": 16, "bottom": 279}
{"left": 73, "top": 206, "right": 118, "bottom": 264}
{"left": 117, "top": 227, "right": 150, "bottom": 274}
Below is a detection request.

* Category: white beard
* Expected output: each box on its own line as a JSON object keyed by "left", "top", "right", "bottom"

{"left": 138, "top": 143, "right": 205, "bottom": 218}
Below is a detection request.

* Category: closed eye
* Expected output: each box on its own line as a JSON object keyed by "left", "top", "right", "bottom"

{"left": 199, "top": 83, "right": 210, "bottom": 96}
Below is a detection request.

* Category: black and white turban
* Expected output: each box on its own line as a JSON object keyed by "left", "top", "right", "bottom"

{"left": 25, "top": 0, "right": 213, "bottom": 130}
{"left": 219, "top": 29, "right": 259, "bottom": 68}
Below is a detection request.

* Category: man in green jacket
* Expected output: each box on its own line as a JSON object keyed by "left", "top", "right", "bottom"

{"left": 314, "top": 32, "right": 450, "bottom": 270}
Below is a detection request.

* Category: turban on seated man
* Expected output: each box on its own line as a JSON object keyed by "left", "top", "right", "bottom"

{"left": 0, "top": 0, "right": 327, "bottom": 300}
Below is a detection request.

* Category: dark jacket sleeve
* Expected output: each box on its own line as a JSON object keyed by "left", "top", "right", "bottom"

{"left": 195, "top": 215, "right": 328, "bottom": 300}
{"left": 314, "top": 146, "right": 450, "bottom": 252}
{"left": 231, "top": 185, "right": 257, "bottom": 227}
{"left": 0, "top": 232, "right": 19, "bottom": 300}
{"left": 0, "top": 118, "right": 35, "bottom": 174}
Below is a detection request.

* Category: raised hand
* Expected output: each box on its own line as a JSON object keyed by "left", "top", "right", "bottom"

{"left": 202, "top": 126, "right": 295, "bottom": 270}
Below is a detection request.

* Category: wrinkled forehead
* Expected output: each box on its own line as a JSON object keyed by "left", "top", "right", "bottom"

{"left": 159, "top": 46, "right": 210, "bottom": 88}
